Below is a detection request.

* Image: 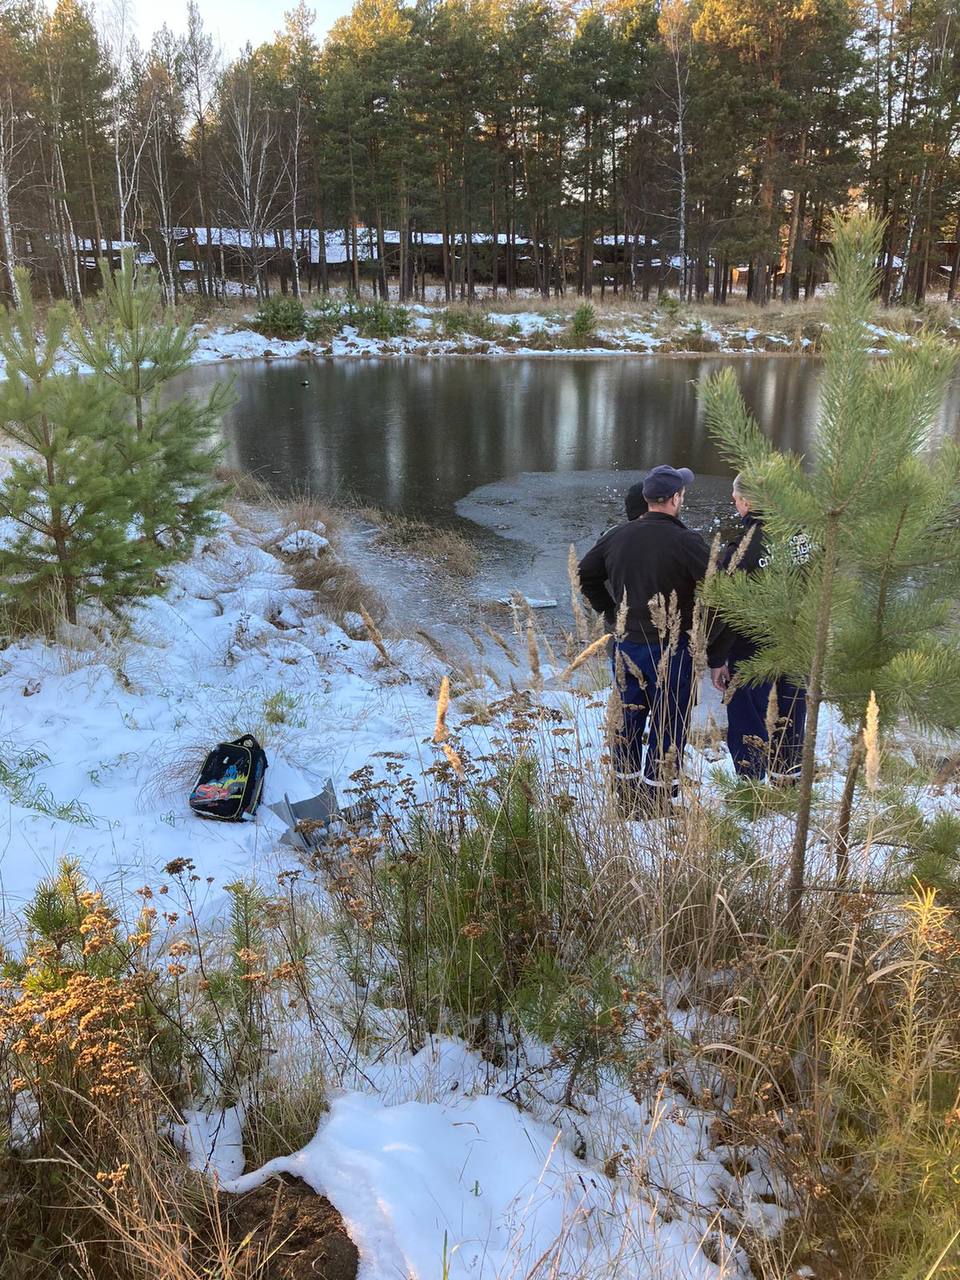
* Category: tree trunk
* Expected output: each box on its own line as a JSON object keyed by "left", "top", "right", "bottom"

{"left": 834, "top": 734, "right": 865, "bottom": 884}
{"left": 580, "top": 115, "right": 592, "bottom": 297}
{"left": 805, "top": 206, "right": 824, "bottom": 299}
{"left": 895, "top": 168, "right": 926, "bottom": 304}
{"left": 0, "top": 150, "right": 20, "bottom": 306}
{"left": 781, "top": 131, "right": 807, "bottom": 302}
{"left": 197, "top": 121, "right": 214, "bottom": 299}
{"left": 315, "top": 189, "right": 327, "bottom": 295}
{"left": 41, "top": 424, "right": 77, "bottom": 625}
{"left": 375, "top": 209, "right": 388, "bottom": 299}
{"left": 83, "top": 120, "right": 105, "bottom": 266}
{"left": 53, "top": 138, "right": 81, "bottom": 302}
{"left": 507, "top": 214, "right": 515, "bottom": 296}
{"left": 674, "top": 56, "right": 687, "bottom": 302}
{"left": 347, "top": 127, "right": 360, "bottom": 295}
{"left": 913, "top": 175, "right": 936, "bottom": 306}
{"left": 290, "top": 221, "right": 300, "bottom": 298}
{"left": 948, "top": 216, "right": 960, "bottom": 303}
{"left": 787, "top": 516, "right": 839, "bottom": 927}
{"left": 398, "top": 177, "right": 409, "bottom": 303}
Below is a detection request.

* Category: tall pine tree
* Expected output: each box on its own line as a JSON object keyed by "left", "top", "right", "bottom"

{"left": 700, "top": 213, "right": 960, "bottom": 920}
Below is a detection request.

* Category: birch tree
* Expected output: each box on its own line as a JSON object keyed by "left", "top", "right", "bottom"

{"left": 216, "top": 61, "right": 286, "bottom": 299}
{"left": 181, "top": 1, "right": 220, "bottom": 297}
{"left": 100, "top": 0, "right": 153, "bottom": 245}
{"left": 0, "top": 86, "right": 27, "bottom": 306}
{"left": 658, "top": 0, "right": 693, "bottom": 300}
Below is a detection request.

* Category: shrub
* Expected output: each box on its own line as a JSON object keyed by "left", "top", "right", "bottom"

{"left": 658, "top": 293, "right": 682, "bottom": 321}
{"left": 251, "top": 296, "right": 306, "bottom": 339}
{"left": 682, "top": 318, "right": 720, "bottom": 352}
{"left": 356, "top": 299, "right": 409, "bottom": 339}
{"left": 305, "top": 296, "right": 345, "bottom": 341}
{"left": 331, "top": 756, "right": 593, "bottom": 1044}
{"left": 307, "top": 296, "right": 409, "bottom": 341}
{"left": 568, "top": 303, "right": 598, "bottom": 345}
{"left": 441, "top": 308, "right": 496, "bottom": 341}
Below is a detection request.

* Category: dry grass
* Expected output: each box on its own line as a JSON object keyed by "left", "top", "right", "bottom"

{"left": 216, "top": 471, "right": 387, "bottom": 627}
{"left": 2, "top": 520, "right": 958, "bottom": 1280}
{"left": 358, "top": 507, "right": 479, "bottom": 578}
{"left": 296, "top": 558, "right": 385, "bottom": 625}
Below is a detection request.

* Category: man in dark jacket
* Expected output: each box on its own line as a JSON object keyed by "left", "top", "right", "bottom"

{"left": 708, "top": 474, "right": 807, "bottom": 782}
{"left": 579, "top": 464, "right": 710, "bottom": 811}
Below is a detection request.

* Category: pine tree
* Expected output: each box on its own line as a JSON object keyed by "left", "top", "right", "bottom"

{"left": 0, "top": 269, "right": 164, "bottom": 628}
{"left": 700, "top": 213, "right": 960, "bottom": 922}
{"left": 828, "top": 435, "right": 960, "bottom": 877}
{"left": 72, "top": 252, "right": 227, "bottom": 549}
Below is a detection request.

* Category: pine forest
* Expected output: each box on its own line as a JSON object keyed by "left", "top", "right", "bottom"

{"left": 3, "top": 0, "right": 960, "bottom": 305}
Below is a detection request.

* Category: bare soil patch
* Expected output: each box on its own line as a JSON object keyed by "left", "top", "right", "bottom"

{"left": 221, "top": 1174, "right": 358, "bottom": 1280}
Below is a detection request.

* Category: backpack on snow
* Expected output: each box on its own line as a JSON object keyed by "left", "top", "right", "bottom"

{"left": 189, "top": 735, "right": 267, "bottom": 821}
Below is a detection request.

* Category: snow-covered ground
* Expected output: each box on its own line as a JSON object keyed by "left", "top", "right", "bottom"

{"left": 0, "top": 510, "right": 782, "bottom": 1279}
{"left": 2, "top": 503, "right": 955, "bottom": 1280}
{"left": 181, "top": 296, "right": 948, "bottom": 367}
{"left": 0, "top": 507, "right": 442, "bottom": 909}
{"left": 184, "top": 308, "right": 826, "bottom": 365}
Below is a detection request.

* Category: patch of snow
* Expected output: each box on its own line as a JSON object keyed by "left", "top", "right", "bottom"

{"left": 191, "top": 329, "right": 312, "bottom": 364}
{"left": 220, "top": 1074, "right": 752, "bottom": 1280}
{"left": 8, "top": 1090, "right": 40, "bottom": 1152}
{"left": 174, "top": 1105, "right": 246, "bottom": 1180}
{"left": 279, "top": 528, "right": 329, "bottom": 558}
{"left": 0, "top": 513, "right": 440, "bottom": 908}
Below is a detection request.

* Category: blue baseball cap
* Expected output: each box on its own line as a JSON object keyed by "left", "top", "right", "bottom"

{"left": 642, "top": 464, "right": 695, "bottom": 501}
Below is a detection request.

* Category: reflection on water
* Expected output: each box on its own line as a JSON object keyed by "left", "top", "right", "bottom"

{"left": 174, "top": 355, "right": 960, "bottom": 524}
{"left": 173, "top": 355, "right": 960, "bottom": 523}
{"left": 174, "top": 356, "right": 851, "bottom": 521}
{"left": 168, "top": 353, "right": 960, "bottom": 635}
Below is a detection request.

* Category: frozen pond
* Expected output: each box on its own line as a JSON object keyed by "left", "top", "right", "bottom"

{"left": 174, "top": 354, "right": 960, "bottom": 627}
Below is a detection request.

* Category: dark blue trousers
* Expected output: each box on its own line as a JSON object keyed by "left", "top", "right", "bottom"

{"left": 726, "top": 663, "right": 807, "bottom": 780}
{"left": 611, "top": 638, "right": 694, "bottom": 786}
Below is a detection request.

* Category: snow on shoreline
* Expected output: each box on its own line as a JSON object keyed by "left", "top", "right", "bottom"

{"left": 184, "top": 300, "right": 944, "bottom": 366}
{"left": 1, "top": 300, "right": 938, "bottom": 384}
{"left": 187, "top": 314, "right": 810, "bottom": 365}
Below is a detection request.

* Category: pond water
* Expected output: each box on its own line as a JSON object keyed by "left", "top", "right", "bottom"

{"left": 175, "top": 355, "right": 960, "bottom": 632}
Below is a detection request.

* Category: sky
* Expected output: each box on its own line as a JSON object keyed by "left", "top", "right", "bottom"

{"left": 128, "top": 0, "right": 355, "bottom": 58}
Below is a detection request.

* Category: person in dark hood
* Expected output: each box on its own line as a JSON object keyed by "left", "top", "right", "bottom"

{"left": 579, "top": 464, "right": 710, "bottom": 813}
{"left": 708, "top": 473, "right": 807, "bottom": 782}
{"left": 599, "top": 481, "right": 647, "bottom": 631}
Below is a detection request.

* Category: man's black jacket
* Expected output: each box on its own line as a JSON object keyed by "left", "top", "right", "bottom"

{"left": 709, "top": 512, "right": 766, "bottom": 668}
{"left": 578, "top": 511, "right": 711, "bottom": 644}
{"left": 709, "top": 513, "right": 813, "bottom": 669}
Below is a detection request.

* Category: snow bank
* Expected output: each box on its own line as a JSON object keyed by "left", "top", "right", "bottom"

{"left": 220, "top": 1089, "right": 746, "bottom": 1280}
{"left": 278, "top": 527, "right": 329, "bottom": 557}
{"left": 206, "top": 1036, "right": 758, "bottom": 1280}
{"left": 0, "top": 510, "right": 438, "bottom": 908}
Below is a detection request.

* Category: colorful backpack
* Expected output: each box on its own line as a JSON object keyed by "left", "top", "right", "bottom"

{"left": 189, "top": 735, "right": 268, "bottom": 822}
